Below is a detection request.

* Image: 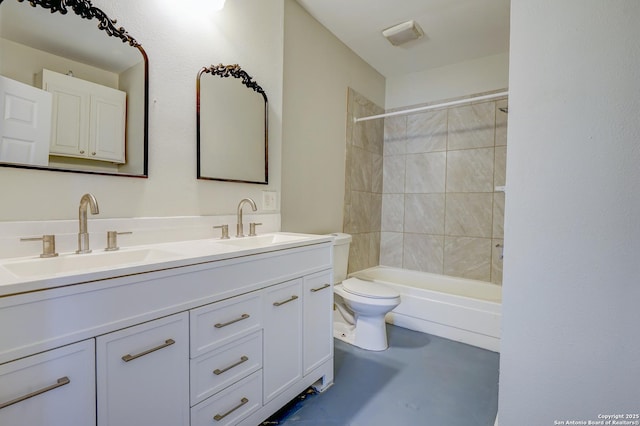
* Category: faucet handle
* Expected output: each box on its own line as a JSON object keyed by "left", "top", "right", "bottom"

{"left": 105, "top": 231, "right": 132, "bottom": 251}
{"left": 248, "top": 222, "right": 262, "bottom": 237}
{"left": 213, "top": 225, "right": 230, "bottom": 239}
{"left": 21, "top": 235, "right": 58, "bottom": 258}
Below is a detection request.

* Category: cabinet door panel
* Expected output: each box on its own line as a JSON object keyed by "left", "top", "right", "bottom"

{"left": 0, "top": 339, "right": 95, "bottom": 426}
{"left": 262, "top": 279, "right": 302, "bottom": 403}
{"left": 303, "top": 271, "right": 333, "bottom": 375}
{"left": 97, "top": 312, "right": 189, "bottom": 426}
{"left": 90, "top": 91, "right": 126, "bottom": 162}
{"left": 48, "top": 82, "right": 87, "bottom": 155}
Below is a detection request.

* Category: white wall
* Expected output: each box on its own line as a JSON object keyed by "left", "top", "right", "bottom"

{"left": 385, "top": 52, "right": 509, "bottom": 110}
{"left": 0, "top": 0, "right": 283, "bottom": 221}
{"left": 499, "top": 0, "right": 640, "bottom": 422}
{"left": 281, "top": 0, "right": 385, "bottom": 234}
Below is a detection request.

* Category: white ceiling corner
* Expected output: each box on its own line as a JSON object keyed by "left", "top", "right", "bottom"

{"left": 295, "top": 0, "right": 510, "bottom": 78}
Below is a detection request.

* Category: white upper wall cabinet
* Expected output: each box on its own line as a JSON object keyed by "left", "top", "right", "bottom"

{"left": 40, "top": 69, "right": 126, "bottom": 164}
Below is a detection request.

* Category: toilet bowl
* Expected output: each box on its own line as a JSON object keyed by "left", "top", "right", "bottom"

{"left": 330, "top": 233, "right": 401, "bottom": 351}
{"left": 334, "top": 278, "right": 400, "bottom": 351}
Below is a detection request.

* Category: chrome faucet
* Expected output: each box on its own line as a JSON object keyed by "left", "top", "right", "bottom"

{"left": 236, "top": 198, "right": 257, "bottom": 237}
{"left": 77, "top": 193, "right": 99, "bottom": 254}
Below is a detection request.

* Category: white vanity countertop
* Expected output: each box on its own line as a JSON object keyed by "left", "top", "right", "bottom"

{"left": 0, "top": 233, "right": 333, "bottom": 298}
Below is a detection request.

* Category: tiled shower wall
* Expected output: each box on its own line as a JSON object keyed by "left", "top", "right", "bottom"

{"left": 343, "top": 89, "right": 507, "bottom": 284}
{"left": 343, "top": 89, "right": 384, "bottom": 273}
{"left": 380, "top": 95, "right": 507, "bottom": 284}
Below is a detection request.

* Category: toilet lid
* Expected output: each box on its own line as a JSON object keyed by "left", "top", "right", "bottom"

{"left": 342, "top": 278, "right": 399, "bottom": 299}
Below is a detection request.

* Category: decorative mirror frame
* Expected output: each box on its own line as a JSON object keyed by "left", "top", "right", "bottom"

{"left": 196, "top": 64, "right": 268, "bottom": 184}
{"left": 0, "top": 0, "right": 149, "bottom": 178}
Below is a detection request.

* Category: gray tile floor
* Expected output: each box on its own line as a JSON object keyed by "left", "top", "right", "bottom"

{"left": 264, "top": 324, "right": 499, "bottom": 426}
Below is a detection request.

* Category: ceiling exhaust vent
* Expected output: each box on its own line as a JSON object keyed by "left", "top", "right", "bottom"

{"left": 382, "top": 20, "right": 424, "bottom": 46}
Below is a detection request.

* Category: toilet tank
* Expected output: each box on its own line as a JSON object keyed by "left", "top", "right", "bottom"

{"left": 331, "top": 233, "right": 352, "bottom": 284}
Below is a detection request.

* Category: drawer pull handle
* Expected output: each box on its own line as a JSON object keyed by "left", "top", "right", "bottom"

{"left": 213, "top": 397, "right": 249, "bottom": 421}
{"left": 121, "top": 339, "right": 175, "bottom": 362}
{"left": 0, "top": 376, "right": 70, "bottom": 410}
{"left": 310, "top": 283, "right": 331, "bottom": 292}
{"left": 273, "top": 295, "right": 299, "bottom": 307}
{"left": 213, "top": 355, "right": 249, "bottom": 375}
{"left": 214, "top": 313, "right": 250, "bottom": 329}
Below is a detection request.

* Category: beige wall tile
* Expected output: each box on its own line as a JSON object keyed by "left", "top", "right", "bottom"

{"left": 493, "top": 192, "right": 505, "bottom": 239}
{"left": 406, "top": 110, "right": 447, "bottom": 154}
{"left": 403, "top": 234, "right": 444, "bottom": 274}
{"left": 405, "top": 152, "right": 447, "bottom": 193}
{"left": 445, "top": 193, "right": 493, "bottom": 237}
{"left": 369, "top": 232, "right": 381, "bottom": 267}
{"left": 383, "top": 155, "right": 405, "bottom": 193}
{"left": 366, "top": 115, "right": 384, "bottom": 155}
{"left": 404, "top": 193, "right": 446, "bottom": 234}
{"left": 348, "top": 232, "right": 370, "bottom": 273}
{"left": 494, "top": 146, "right": 507, "bottom": 187}
{"left": 380, "top": 232, "right": 404, "bottom": 267}
{"left": 448, "top": 102, "right": 496, "bottom": 150}
{"left": 350, "top": 146, "right": 372, "bottom": 192}
{"left": 347, "top": 91, "right": 508, "bottom": 282}
{"left": 371, "top": 193, "right": 382, "bottom": 232}
{"left": 384, "top": 116, "right": 407, "bottom": 156}
{"left": 446, "top": 148, "right": 494, "bottom": 193}
{"left": 349, "top": 191, "right": 371, "bottom": 233}
{"left": 372, "top": 153, "right": 383, "bottom": 194}
{"left": 382, "top": 194, "right": 404, "bottom": 232}
{"left": 444, "top": 236, "right": 492, "bottom": 281}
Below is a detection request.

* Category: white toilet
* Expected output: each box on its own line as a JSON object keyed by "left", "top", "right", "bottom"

{"left": 331, "top": 233, "right": 401, "bottom": 351}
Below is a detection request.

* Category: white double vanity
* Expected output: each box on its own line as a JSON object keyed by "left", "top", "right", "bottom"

{"left": 0, "top": 231, "right": 334, "bottom": 426}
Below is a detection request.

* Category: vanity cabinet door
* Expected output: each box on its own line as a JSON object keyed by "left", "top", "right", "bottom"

{"left": 262, "top": 279, "right": 302, "bottom": 403}
{"left": 303, "top": 271, "right": 333, "bottom": 375}
{"left": 96, "top": 312, "right": 189, "bottom": 426}
{"left": 0, "top": 339, "right": 96, "bottom": 426}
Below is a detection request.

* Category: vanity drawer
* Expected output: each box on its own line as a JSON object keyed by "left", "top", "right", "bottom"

{"left": 190, "top": 331, "right": 262, "bottom": 406}
{"left": 0, "top": 339, "right": 95, "bottom": 426}
{"left": 191, "top": 370, "right": 262, "bottom": 426}
{"left": 190, "top": 292, "right": 262, "bottom": 358}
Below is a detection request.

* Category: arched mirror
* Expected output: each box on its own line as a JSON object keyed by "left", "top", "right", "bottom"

{"left": 197, "top": 64, "right": 268, "bottom": 184}
{"left": 0, "top": 0, "right": 149, "bottom": 177}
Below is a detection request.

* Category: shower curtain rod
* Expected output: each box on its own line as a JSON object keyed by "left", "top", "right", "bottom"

{"left": 353, "top": 91, "right": 509, "bottom": 123}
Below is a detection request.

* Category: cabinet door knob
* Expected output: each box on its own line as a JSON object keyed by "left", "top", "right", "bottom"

{"left": 121, "top": 338, "right": 175, "bottom": 362}
{"left": 213, "top": 355, "right": 249, "bottom": 375}
{"left": 310, "top": 283, "right": 331, "bottom": 292}
{"left": 214, "top": 313, "right": 250, "bottom": 328}
{"left": 273, "top": 295, "right": 299, "bottom": 307}
{"left": 0, "top": 376, "right": 70, "bottom": 410}
{"left": 79, "top": 150, "right": 85, "bottom": 154}
{"left": 213, "top": 397, "right": 249, "bottom": 421}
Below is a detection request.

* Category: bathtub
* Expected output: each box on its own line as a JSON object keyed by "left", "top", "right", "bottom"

{"left": 349, "top": 266, "right": 501, "bottom": 352}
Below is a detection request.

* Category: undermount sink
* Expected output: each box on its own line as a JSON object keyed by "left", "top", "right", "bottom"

{"left": 1, "top": 248, "right": 179, "bottom": 278}
{"left": 216, "top": 233, "right": 312, "bottom": 249}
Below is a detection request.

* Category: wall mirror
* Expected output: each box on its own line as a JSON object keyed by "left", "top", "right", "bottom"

{"left": 197, "top": 64, "right": 268, "bottom": 184}
{"left": 0, "top": 0, "right": 149, "bottom": 177}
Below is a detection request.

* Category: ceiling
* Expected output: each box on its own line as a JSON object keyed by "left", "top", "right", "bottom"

{"left": 295, "top": 0, "right": 511, "bottom": 78}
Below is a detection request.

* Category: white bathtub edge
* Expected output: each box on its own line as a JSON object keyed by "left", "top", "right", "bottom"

{"left": 387, "top": 312, "right": 501, "bottom": 353}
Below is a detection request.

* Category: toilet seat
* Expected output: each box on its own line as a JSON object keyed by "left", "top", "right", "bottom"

{"left": 341, "top": 278, "right": 399, "bottom": 299}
